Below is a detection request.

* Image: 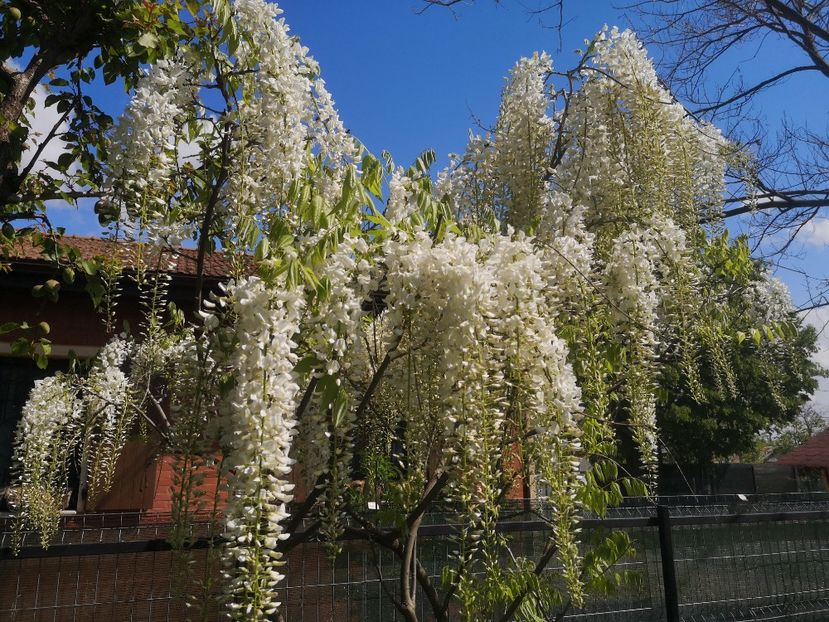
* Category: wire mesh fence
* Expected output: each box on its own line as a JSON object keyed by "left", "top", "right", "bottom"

{"left": 1, "top": 494, "right": 827, "bottom": 621}
{"left": 671, "top": 519, "right": 829, "bottom": 622}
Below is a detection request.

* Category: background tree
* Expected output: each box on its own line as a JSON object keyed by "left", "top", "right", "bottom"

{"left": 658, "top": 324, "right": 821, "bottom": 465}
{"left": 746, "top": 404, "right": 828, "bottom": 461}
{"left": 655, "top": 234, "right": 823, "bottom": 465}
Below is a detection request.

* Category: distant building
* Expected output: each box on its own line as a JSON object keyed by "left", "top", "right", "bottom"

{"left": 776, "top": 427, "right": 829, "bottom": 491}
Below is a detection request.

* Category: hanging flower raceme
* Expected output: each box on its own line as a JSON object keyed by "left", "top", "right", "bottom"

{"left": 603, "top": 219, "right": 688, "bottom": 476}
{"left": 105, "top": 54, "right": 196, "bottom": 235}
{"left": 11, "top": 336, "right": 138, "bottom": 549}
{"left": 11, "top": 375, "right": 82, "bottom": 549}
{"left": 351, "top": 225, "right": 590, "bottom": 612}
{"left": 228, "top": 0, "right": 356, "bottom": 220}
{"left": 293, "top": 232, "right": 379, "bottom": 544}
{"left": 381, "top": 231, "right": 496, "bottom": 465}
{"left": 536, "top": 191, "right": 595, "bottom": 313}
{"left": 747, "top": 272, "right": 794, "bottom": 324}
{"left": 438, "top": 52, "right": 555, "bottom": 232}
{"left": 220, "top": 276, "right": 304, "bottom": 620}
{"left": 557, "top": 26, "right": 729, "bottom": 229}
{"left": 492, "top": 52, "right": 555, "bottom": 231}
{"left": 83, "top": 337, "right": 135, "bottom": 502}
{"left": 484, "top": 232, "right": 586, "bottom": 603}
{"left": 437, "top": 134, "right": 498, "bottom": 228}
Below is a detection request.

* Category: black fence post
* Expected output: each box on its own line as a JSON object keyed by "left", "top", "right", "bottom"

{"left": 657, "top": 505, "right": 681, "bottom": 622}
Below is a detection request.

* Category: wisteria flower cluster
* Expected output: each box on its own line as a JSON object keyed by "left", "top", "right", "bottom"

{"left": 219, "top": 277, "right": 304, "bottom": 619}
{"left": 12, "top": 375, "right": 81, "bottom": 547}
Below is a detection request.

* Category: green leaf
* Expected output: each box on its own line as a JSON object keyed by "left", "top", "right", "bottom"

{"left": 294, "top": 356, "right": 319, "bottom": 376}
{"left": 79, "top": 259, "right": 99, "bottom": 276}
{"left": 332, "top": 394, "right": 349, "bottom": 428}
{"left": 57, "top": 152, "right": 75, "bottom": 170}
{"left": 137, "top": 32, "right": 159, "bottom": 49}
{"left": 254, "top": 236, "right": 270, "bottom": 261}
{"left": 10, "top": 337, "right": 30, "bottom": 356}
{"left": 44, "top": 94, "right": 63, "bottom": 107}
{"left": 317, "top": 374, "right": 339, "bottom": 411}
{"left": 412, "top": 149, "right": 436, "bottom": 174}
{"left": 366, "top": 208, "right": 392, "bottom": 230}
{"left": 361, "top": 154, "right": 383, "bottom": 199}
{"left": 0, "top": 322, "right": 19, "bottom": 335}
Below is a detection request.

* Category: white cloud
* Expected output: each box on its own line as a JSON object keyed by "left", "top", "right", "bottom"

{"left": 800, "top": 218, "right": 829, "bottom": 247}
{"left": 3, "top": 60, "right": 73, "bottom": 178}
{"left": 801, "top": 305, "right": 829, "bottom": 415}
{"left": 20, "top": 82, "right": 72, "bottom": 175}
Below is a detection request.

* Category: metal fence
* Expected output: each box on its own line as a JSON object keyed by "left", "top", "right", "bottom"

{"left": 1, "top": 494, "right": 828, "bottom": 621}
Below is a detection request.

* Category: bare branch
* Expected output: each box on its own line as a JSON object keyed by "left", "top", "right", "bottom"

{"left": 3, "top": 190, "right": 104, "bottom": 206}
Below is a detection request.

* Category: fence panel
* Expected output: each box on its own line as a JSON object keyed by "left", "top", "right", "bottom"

{"left": 671, "top": 517, "right": 829, "bottom": 621}
{"left": 1, "top": 495, "right": 828, "bottom": 621}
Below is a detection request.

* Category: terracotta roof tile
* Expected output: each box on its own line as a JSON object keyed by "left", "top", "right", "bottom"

{"left": 776, "top": 427, "right": 829, "bottom": 468}
{"left": 9, "top": 234, "right": 232, "bottom": 279}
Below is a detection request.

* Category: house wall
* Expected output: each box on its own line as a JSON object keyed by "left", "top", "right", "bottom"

{"left": 0, "top": 268, "right": 220, "bottom": 514}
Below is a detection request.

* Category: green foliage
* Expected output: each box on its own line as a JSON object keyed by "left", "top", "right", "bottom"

{"left": 655, "top": 235, "right": 824, "bottom": 466}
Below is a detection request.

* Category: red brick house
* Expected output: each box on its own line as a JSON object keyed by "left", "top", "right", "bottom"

{"left": 0, "top": 235, "right": 230, "bottom": 515}
{"left": 0, "top": 236, "right": 388, "bottom": 621}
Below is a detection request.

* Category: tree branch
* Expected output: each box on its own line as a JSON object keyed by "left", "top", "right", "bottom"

{"left": 694, "top": 64, "right": 819, "bottom": 114}
{"left": 497, "top": 538, "right": 559, "bottom": 622}
{"left": 2, "top": 190, "right": 104, "bottom": 206}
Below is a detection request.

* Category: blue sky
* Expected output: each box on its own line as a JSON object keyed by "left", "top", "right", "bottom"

{"left": 281, "top": 1, "right": 627, "bottom": 171}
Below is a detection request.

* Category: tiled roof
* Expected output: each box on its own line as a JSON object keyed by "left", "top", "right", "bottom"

{"left": 8, "top": 235, "right": 232, "bottom": 278}
{"left": 776, "top": 427, "right": 829, "bottom": 468}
